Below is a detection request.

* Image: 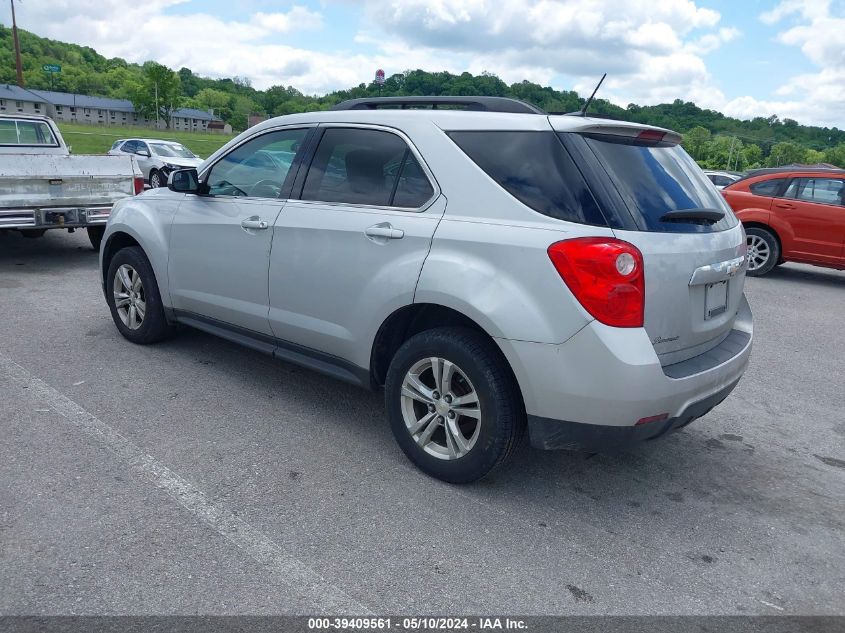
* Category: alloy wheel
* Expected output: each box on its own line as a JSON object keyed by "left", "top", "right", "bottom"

{"left": 113, "top": 264, "right": 146, "bottom": 330}
{"left": 400, "top": 357, "right": 481, "bottom": 460}
{"left": 746, "top": 234, "right": 770, "bottom": 272}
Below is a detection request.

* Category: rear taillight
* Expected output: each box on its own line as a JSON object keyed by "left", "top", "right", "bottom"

{"left": 133, "top": 176, "right": 145, "bottom": 195}
{"left": 547, "top": 238, "right": 645, "bottom": 328}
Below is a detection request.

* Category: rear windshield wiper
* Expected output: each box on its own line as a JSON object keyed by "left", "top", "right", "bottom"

{"left": 659, "top": 208, "right": 725, "bottom": 225}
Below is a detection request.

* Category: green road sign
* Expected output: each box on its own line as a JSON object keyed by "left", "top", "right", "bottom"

{"left": 42, "top": 64, "right": 61, "bottom": 73}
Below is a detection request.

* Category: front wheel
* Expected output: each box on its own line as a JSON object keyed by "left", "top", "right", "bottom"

{"left": 385, "top": 327, "right": 525, "bottom": 483}
{"left": 745, "top": 227, "right": 780, "bottom": 277}
{"left": 149, "top": 169, "right": 163, "bottom": 188}
{"left": 105, "top": 246, "right": 173, "bottom": 344}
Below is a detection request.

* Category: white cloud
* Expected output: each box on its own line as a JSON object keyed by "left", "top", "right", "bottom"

{"left": 356, "top": 0, "right": 738, "bottom": 109}
{"left": 7, "top": 1, "right": 350, "bottom": 93}
{"left": 721, "top": 0, "right": 844, "bottom": 126}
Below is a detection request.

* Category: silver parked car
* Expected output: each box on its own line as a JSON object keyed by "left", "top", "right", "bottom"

{"left": 99, "top": 96, "right": 753, "bottom": 483}
{"left": 108, "top": 138, "right": 203, "bottom": 188}
{"left": 704, "top": 170, "right": 741, "bottom": 189}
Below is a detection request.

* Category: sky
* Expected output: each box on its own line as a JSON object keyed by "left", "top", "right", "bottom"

{"left": 3, "top": 0, "right": 844, "bottom": 127}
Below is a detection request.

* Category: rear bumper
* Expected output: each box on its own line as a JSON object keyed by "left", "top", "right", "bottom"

{"left": 0, "top": 206, "right": 112, "bottom": 229}
{"left": 527, "top": 377, "right": 740, "bottom": 451}
{"left": 495, "top": 294, "right": 753, "bottom": 452}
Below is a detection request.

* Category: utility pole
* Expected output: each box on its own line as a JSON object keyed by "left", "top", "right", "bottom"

{"left": 726, "top": 136, "right": 736, "bottom": 171}
{"left": 10, "top": 0, "right": 24, "bottom": 87}
{"left": 155, "top": 80, "right": 160, "bottom": 128}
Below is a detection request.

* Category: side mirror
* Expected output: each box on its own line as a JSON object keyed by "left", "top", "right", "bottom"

{"left": 135, "top": 148, "right": 151, "bottom": 157}
{"left": 168, "top": 168, "right": 201, "bottom": 193}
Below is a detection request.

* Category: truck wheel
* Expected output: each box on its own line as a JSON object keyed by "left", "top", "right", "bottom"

{"left": 745, "top": 227, "right": 780, "bottom": 277}
{"left": 385, "top": 327, "right": 525, "bottom": 484}
{"left": 106, "top": 246, "right": 173, "bottom": 344}
{"left": 149, "top": 169, "right": 163, "bottom": 188}
{"left": 21, "top": 229, "right": 47, "bottom": 239}
{"left": 87, "top": 226, "right": 105, "bottom": 251}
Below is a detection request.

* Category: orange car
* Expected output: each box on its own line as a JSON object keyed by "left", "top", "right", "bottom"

{"left": 722, "top": 168, "right": 845, "bottom": 276}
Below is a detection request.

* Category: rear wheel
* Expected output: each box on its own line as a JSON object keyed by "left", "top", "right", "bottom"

{"left": 106, "top": 246, "right": 173, "bottom": 344}
{"left": 149, "top": 169, "right": 163, "bottom": 188}
{"left": 385, "top": 327, "right": 525, "bottom": 483}
{"left": 745, "top": 227, "right": 780, "bottom": 277}
{"left": 87, "top": 226, "right": 105, "bottom": 251}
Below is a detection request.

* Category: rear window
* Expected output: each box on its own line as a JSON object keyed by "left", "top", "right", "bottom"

{"left": 749, "top": 178, "right": 786, "bottom": 197}
{"left": 448, "top": 131, "right": 607, "bottom": 226}
{"left": 583, "top": 135, "right": 737, "bottom": 233}
{"left": 0, "top": 119, "right": 58, "bottom": 146}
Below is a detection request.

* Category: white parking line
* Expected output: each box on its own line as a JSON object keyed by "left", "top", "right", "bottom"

{"left": 0, "top": 352, "right": 370, "bottom": 615}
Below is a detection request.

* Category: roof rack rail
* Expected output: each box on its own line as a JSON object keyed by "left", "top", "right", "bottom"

{"left": 331, "top": 96, "right": 546, "bottom": 115}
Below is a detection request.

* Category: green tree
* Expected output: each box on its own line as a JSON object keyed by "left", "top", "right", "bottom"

{"left": 741, "top": 144, "right": 763, "bottom": 169}
{"left": 824, "top": 143, "right": 845, "bottom": 168}
{"left": 683, "top": 126, "right": 711, "bottom": 161}
{"left": 804, "top": 149, "right": 826, "bottom": 164}
{"left": 767, "top": 141, "right": 807, "bottom": 167}
{"left": 188, "top": 88, "right": 232, "bottom": 120}
{"left": 129, "top": 62, "right": 182, "bottom": 129}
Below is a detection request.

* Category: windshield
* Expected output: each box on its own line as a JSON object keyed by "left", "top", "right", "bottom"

{"left": 150, "top": 143, "right": 196, "bottom": 159}
{"left": 581, "top": 135, "right": 738, "bottom": 233}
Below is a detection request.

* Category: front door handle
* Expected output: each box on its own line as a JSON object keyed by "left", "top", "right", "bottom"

{"left": 241, "top": 216, "right": 269, "bottom": 230}
{"left": 774, "top": 202, "right": 794, "bottom": 209}
{"left": 365, "top": 223, "right": 404, "bottom": 240}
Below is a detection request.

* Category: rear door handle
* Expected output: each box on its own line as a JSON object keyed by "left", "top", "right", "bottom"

{"left": 241, "top": 216, "right": 269, "bottom": 230}
{"left": 365, "top": 223, "right": 404, "bottom": 240}
{"left": 774, "top": 202, "right": 795, "bottom": 209}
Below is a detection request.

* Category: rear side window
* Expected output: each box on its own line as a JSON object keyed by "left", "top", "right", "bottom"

{"left": 302, "top": 128, "right": 434, "bottom": 208}
{"left": 448, "top": 131, "right": 606, "bottom": 226}
{"left": 583, "top": 135, "right": 737, "bottom": 233}
{"left": 749, "top": 178, "right": 786, "bottom": 197}
{"left": 787, "top": 177, "right": 845, "bottom": 206}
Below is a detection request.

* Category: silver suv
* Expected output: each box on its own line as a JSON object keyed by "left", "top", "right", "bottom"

{"left": 99, "top": 96, "right": 753, "bottom": 483}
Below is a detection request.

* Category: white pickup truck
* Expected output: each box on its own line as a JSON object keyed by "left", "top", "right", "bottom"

{"left": 0, "top": 113, "right": 143, "bottom": 250}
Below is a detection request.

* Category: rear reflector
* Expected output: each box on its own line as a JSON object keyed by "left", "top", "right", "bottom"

{"left": 133, "top": 176, "right": 145, "bottom": 195}
{"left": 547, "top": 237, "right": 645, "bottom": 328}
{"left": 636, "top": 413, "right": 669, "bottom": 426}
{"left": 636, "top": 129, "right": 666, "bottom": 143}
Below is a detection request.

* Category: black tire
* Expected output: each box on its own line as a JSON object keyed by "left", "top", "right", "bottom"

{"left": 385, "top": 326, "right": 525, "bottom": 483}
{"left": 21, "top": 229, "right": 47, "bottom": 238}
{"left": 745, "top": 227, "right": 780, "bottom": 277}
{"left": 87, "top": 225, "right": 105, "bottom": 251}
{"left": 149, "top": 169, "right": 162, "bottom": 188}
{"left": 105, "top": 246, "right": 173, "bottom": 344}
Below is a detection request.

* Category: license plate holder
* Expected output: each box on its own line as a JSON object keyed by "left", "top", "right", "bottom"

{"left": 705, "top": 280, "right": 728, "bottom": 320}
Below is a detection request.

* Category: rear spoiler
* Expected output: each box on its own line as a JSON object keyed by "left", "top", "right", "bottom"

{"left": 573, "top": 124, "right": 683, "bottom": 146}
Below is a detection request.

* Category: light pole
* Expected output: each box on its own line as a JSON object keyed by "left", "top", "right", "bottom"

{"left": 10, "top": 0, "right": 24, "bottom": 87}
{"left": 155, "top": 80, "right": 160, "bottom": 128}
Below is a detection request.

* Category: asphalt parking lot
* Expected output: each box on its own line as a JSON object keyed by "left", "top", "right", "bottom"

{"left": 1, "top": 229, "right": 843, "bottom": 616}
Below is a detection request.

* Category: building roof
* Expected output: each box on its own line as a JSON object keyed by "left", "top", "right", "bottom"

{"left": 172, "top": 107, "right": 219, "bottom": 121}
{"left": 22, "top": 90, "right": 223, "bottom": 121}
{"left": 28, "top": 89, "right": 135, "bottom": 111}
{"left": 0, "top": 84, "right": 46, "bottom": 103}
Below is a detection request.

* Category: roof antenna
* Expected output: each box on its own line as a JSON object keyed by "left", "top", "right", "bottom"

{"left": 571, "top": 73, "right": 606, "bottom": 117}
